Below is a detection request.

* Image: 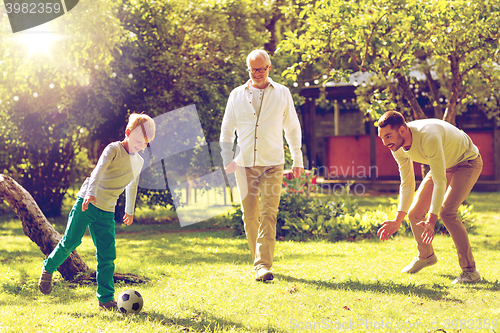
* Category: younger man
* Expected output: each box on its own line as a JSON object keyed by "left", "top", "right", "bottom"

{"left": 38, "top": 113, "right": 155, "bottom": 309}
{"left": 377, "top": 111, "right": 482, "bottom": 284}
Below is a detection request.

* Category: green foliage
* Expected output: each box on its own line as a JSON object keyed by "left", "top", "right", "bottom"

{"left": 116, "top": 0, "right": 268, "bottom": 142}
{"left": 85, "top": 0, "right": 272, "bottom": 213}
{"left": 278, "top": 0, "right": 500, "bottom": 123}
{"left": 0, "top": 0, "right": 276, "bottom": 215}
{"left": 283, "top": 141, "right": 294, "bottom": 170}
{"left": 228, "top": 174, "right": 362, "bottom": 241}
{"left": 228, "top": 177, "right": 477, "bottom": 241}
{"left": 0, "top": 1, "right": 130, "bottom": 216}
{"left": 355, "top": 76, "right": 406, "bottom": 122}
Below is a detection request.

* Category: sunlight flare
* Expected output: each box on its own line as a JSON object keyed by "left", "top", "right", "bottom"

{"left": 16, "top": 24, "right": 61, "bottom": 56}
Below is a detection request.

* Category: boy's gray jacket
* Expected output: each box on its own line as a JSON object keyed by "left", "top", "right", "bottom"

{"left": 78, "top": 141, "right": 143, "bottom": 215}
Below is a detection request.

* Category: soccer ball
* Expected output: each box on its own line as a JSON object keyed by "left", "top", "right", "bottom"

{"left": 117, "top": 289, "right": 144, "bottom": 314}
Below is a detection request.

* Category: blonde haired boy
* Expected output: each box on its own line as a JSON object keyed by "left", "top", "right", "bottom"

{"left": 38, "top": 113, "right": 155, "bottom": 309}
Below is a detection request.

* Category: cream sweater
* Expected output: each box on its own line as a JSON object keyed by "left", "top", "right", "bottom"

{"left": 392, "top": 119, "right": 479, "bottom": 215}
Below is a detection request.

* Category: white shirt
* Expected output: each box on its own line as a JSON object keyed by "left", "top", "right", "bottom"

{"left": 220, "top": 78, "right": 304, "bottom": 168}
{"left": 249, "top": 84, "right": 265, "bottom": 116}
{"left": 392, "top": 119, "right": 479, "bottom": 215}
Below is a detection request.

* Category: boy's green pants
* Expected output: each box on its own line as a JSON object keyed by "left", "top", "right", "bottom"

{"left": 43, "top": 197, "right": 116, "bottom": 303}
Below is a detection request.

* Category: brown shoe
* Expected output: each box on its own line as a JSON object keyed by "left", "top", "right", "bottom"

{"left": 99, "top": 300, "right": 118, "bottom": 310}
{"left": 38, "top": 268, "right": 53, "bottom": 295}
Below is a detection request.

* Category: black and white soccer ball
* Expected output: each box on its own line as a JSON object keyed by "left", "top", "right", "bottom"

{"left": 117, "top": 289, "right": 144, "bottom": 314}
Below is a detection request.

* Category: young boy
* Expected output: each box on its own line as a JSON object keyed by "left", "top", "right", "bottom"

{"left": 38, "top": 113, "right": 156, "bottom": 309}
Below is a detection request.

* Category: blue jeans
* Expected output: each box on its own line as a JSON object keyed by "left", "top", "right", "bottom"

{"left": 43, "top": 197, "right": 116, "bottom": 303}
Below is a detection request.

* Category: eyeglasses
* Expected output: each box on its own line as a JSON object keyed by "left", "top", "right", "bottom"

{"left": 247, "top": 66, "right": 269, "bottom": 74}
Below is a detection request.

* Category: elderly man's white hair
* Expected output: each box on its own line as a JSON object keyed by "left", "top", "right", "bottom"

{"left": 246, "top": 50, "right": 271, "bottom": 68}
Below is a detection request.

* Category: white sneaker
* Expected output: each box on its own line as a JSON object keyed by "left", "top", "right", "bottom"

{"left": 452, "top": 270, "right": 481, "bottom": 284}
{"left": 401, "top": 255, "right": 438, "bottom": 274}
{"left": 255, "top": 268, "right": 274, "bottom": 282}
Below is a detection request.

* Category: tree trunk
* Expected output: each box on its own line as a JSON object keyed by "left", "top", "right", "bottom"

{"left": 443, "top": 54, "right": 461, "bottom": 125}
{"left": 392, "top": 74, "right": 430, "bottom": 177}
{"left": 0, "top": 174, "right": 144, "bottom": 284}
{"left": 264, "top": 0, "right": 283, "bottom": 54}
{"left": 420, "top": 164, "right": 430, "bottom": 178}
{"left": 394, "top": 73, "right": 428, "bottom": 120}
{"left": 424, "top": 70, "right": 444, "bottom": 119}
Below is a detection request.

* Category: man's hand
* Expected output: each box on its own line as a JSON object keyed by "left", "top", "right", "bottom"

{"left": 292, "top": 167, "right": 304, "bottom": 178}
{"left": 224, "top": 161, "right": 237, "bottom": 174}
{"left": 82, "top": 195, "right": 97, "bottom": 211}
{"left": 416, "top": 213, "right": 437, "bottom": 244}
{"left": 123, "top": 213, "right": 134, "bottom": 226}
{"left": 378, "top": 211, "right": 406, "bottom": 241}
{"left": 377, "top": 219, "right": 402, "bottom": 241}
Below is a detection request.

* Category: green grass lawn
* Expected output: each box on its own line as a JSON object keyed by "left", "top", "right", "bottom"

{"left": 0, "top": 191, "right": 499, "bottom": 332}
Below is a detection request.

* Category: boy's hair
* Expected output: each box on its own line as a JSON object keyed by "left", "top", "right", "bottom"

{"left": 246, "top": 49, "right": 271, "bottom": 67}
{"left": 378, "top": 111, "right": 407, "bottom": 130}
{"left": 127, "top": 113, "right": 156, "bottom": 143}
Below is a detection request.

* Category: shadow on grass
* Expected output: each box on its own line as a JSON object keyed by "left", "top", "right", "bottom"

{"left": 0, "top": 279, "right": 93, "bottom": 305}
{"left": 439, "top": 275, "right": 500, "bottom": 291}
{"left": 63, "top": 307, "right": 288, "bottom": 332}
{"left": 475, "top": 239, "right": 500, "bottom": 252}
{"left": 277, "top": 274, "right": 463, "bottom": 302}
{"left": 115, "top": 217, "right": 230, "bottom": 235}
{"left": 119, "top": 231, "right": 250, "bottom": 263}
{"left": 0, "top": 225, "right": 27, "bottom": 237}
{"left": 120, "top": 232, "right": 349, "bottom": 266}
{"left": 0, "top": 269, "right": 283, "bottom": 332}
{"left": 0, "top": 249, "right": 42, "bottom": 264}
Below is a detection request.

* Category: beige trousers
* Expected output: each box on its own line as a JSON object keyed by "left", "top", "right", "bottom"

{"left": 408, "top": 155, "right": 483, "bottom": 272}
{"left": 235, "top": 165, "right": 284, "bottom": 270}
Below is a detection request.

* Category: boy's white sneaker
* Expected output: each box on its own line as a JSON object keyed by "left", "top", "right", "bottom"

{"left": 401, "top": 255, "right": 438, "bottom": 274}
{"left": 452, "top": 270, "right": 481, "bottom": 284}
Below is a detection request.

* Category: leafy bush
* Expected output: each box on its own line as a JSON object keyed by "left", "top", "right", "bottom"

{"left": 400, "top": 202, "right": 478, "bottom": 236}
{"left": 226, "top": 171, "right": 478, "bottom": 241}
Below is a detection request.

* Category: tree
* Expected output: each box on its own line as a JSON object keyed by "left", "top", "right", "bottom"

{"left": 0, "top": 0, "right": 131, "bottom": 216}
{"left": 115, "top": 0, "right": 268, "bottom": 140}
{"left": 104, "top": 0, "right": 270, "bottom": 209}
{"left": 0, "top": 0, "right": 305, "bottom": 219}
{"left": 0, "top": 0, "right": 308, "bottom": 284}
{"left": 277, "top": 0, "right": 500, "bottom": 124}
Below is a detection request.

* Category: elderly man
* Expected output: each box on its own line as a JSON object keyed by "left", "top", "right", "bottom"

{"left": 377, "top": 111, "right": 482, "bottom": 284}
{"left": 220, "top": 49, "right": 304, "bottom": 282}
